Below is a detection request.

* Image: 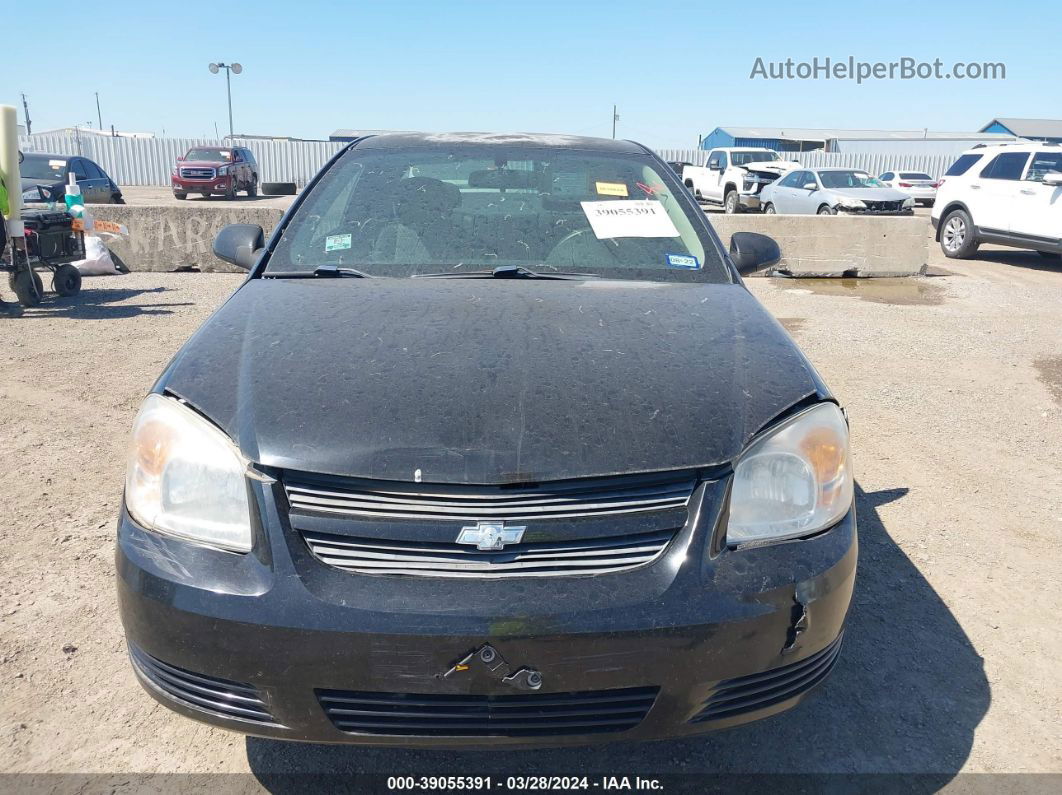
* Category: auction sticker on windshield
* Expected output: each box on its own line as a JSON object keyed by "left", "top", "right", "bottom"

{"left": 325, "top": 233, "right": 352, "bottom": 252}
{"left": 580, "top": 199, "right": 679, "bottom": 239}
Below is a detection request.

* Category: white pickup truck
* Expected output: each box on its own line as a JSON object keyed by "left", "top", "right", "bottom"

{"left": 682, "top": 148, "right": 798, "bottom": 213}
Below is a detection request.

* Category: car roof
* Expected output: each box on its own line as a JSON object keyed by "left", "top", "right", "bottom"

{"left": 812, "top": 167, "right": 872, "bottom": 172}
{"left": 351, "top": 131, "right": 648, "bottom": 155}
{"left": 962, "top": 142, "right": 1060, "bottom": 154}
{"left": 22, "top": 152, "right": 72, "bottom": 160}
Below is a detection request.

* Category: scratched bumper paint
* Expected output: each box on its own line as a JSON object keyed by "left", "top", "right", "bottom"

{"left": 116, "top": 477, "right": 856, "bottom": 748}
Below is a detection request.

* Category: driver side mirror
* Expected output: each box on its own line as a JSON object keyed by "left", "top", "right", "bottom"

{"left": 708, "top": 162, "right": 722, "bottom": 172}
{"left": 730, "top": 232, "right": 781, "bottom": 275}
{"left": 1043, "top": 172, "right": 1062, "bottom": 186}
{"left": 803, "top": 182, "right": 817, "bottom": 191}
{"left": 177, "top": 156, "right": 185, "bottom": 162}
{"left": 213, "top": 224, "right": 265, "bottom": 270}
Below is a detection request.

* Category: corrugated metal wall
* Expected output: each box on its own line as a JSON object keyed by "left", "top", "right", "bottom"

{"left": 17, "top": 135, "right": 345, "bottom": 187}
{"left": 654, "top": 148, "right": 955, "bottom": 179}
{"left": 16, "top": 136, "right": 960, "bottom": 186}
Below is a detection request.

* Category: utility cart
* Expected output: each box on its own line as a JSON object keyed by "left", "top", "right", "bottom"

{"left": 2, "top": 207, "right": 86, "bottom": 306}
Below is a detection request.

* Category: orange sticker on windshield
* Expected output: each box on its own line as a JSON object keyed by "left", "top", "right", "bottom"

{"left": 595, "top": 181, "right": 628, "bottom": 197}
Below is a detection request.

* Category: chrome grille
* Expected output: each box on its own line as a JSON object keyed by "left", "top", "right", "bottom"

{"left": 303, "top": 528, "right": 674, "bottom": 578}
{"left": 318, "top": 686, "right": 659, "bottom": 736}
{"left": 179, "top": 167, "right": 215, "bottom": 179}
{"left": 284, "top": 472, "right": 696, "bottom": 522}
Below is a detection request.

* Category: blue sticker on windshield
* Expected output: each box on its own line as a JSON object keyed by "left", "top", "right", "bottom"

{"left": 666, "top": 253, "right": 700, "bottom": 270}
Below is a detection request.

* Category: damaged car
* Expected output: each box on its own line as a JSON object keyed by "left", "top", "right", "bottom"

{"left": 682, "top": 148, "right": 798, "bottom": 213}
{"left": 761, "top": 167, "right": 915, "bottom": 215}
{"left": 116, "top": 132, "right": 857, "bottom": 747}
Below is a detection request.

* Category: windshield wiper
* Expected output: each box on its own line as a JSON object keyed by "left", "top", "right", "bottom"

{"left": 267, "top": 265, "right": 371, "bottom": 279}
{"left": 414, "top": 266, "right": 596, "bottom": 280}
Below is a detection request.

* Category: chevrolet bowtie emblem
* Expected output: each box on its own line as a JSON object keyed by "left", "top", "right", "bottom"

{"left": 456, "top": 521, "right": 526, "bottom": 551}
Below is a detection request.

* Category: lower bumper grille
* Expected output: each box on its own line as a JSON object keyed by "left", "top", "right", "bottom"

{"left": 129, "top": 645, "right": 279, "bottom": 726}
{"left": 690, "top": 633, "right": 843, "bottom": 723}
{"left": 318, "top": 686, "right": 659, "bottom": 737}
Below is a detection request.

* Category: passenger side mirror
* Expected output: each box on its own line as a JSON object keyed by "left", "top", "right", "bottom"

{"left": 730, "top": 232, "right": 781, "bottom": 275}
{"left": 213, "top": 224, "right": 265, "bottom": 270}
{"left": 1043, "top": 172, "right": 1062, "bottom": 186}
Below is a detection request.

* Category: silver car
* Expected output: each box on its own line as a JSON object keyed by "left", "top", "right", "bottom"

{"left": 760, "top": 168, "right": 915, "bottom": 215}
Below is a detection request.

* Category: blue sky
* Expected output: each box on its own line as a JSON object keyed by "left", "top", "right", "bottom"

{"left": 10, "top": 0, "right": 1060, "bottom": 146}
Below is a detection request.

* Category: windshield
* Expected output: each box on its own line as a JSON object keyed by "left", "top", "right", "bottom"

{"left": 266, "top": 145, "right": 728, "bottom": 283}
{"left": 818, "top": 170, "right": 882, "bottom": 189}
{"left": 730, "top": 151, "right": 779, "bottom": 166}
{"left": 20, "top": 155, "right": 67, "bottom": 182}
{"left": 183, "top": 148, "right": 232, "bottom": 162}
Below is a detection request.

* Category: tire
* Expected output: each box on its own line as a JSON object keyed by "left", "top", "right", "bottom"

{"left": 224, "top": 179, "right": 237, "bottom": 201}
{"left": 940, "top": 208, "right": 979, "bottom": 259}
{"left": 173, "top": 192, "right": 187, "bottom": 200}
{"left": 1038, "top": 251, "right": 1061, "bottom": 260}
{"left": 52, "top": 264, "right": 82, "bottom": 297}
{"left": 763, "top": 203, "right": 776, "bottom": 215}
{"left": 11, "top": 269, "right": 44, "bottom": 307}
{"left": 724, "top": 190, "right": 740, "bottom": 214}
{"left": 261, "top": 182, "right": 297, "bottom": 196}
{"left": 818, "top": 205, "right": 836, "bottom": 215}
{"left": 247, "top": 177, "right": 258, "bottom": 198}
{"left": 112, "top": 194, "right": 125, "bottom": 205}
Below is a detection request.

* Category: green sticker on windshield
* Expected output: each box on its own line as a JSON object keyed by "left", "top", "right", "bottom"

{"left": 325, "top": 234, "right": 352, "bottom": 252}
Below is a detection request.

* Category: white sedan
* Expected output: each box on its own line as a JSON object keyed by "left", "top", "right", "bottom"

{"left": 877, "top": 170, "right": 938, "bottom": 206}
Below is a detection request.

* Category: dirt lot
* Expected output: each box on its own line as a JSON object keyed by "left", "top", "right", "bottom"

{"left": 118, "top": 185, "right": 296, "bottom": 210}
{"left": 1, "top": 241, "right": 1060, "bottom": 785}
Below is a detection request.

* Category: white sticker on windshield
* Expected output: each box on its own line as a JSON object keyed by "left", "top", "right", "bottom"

{"left": 325, "top": 233, "right": 352, "bottom": 252}
{"left": 580, "top": 200, "right": 680, "bottom": 240}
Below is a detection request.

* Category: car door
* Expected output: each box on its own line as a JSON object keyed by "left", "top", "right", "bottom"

{"left": 82, "top": 159, "right": 111, "bottom": 202}
{"left": 769, "top": 170, "right": 801, "bottom": 213}
{"left": 704, "top": 151, "right": 727, "bottom": 202}
{"left": 971, "top": 151, "right": 1030, "bottom": 234}
{"left": 67, "top": 158, "right": 96, "bottom": 202}
{"left": 791, "top": 171, "right": 820, "bottom": 214}
{"left": 1014, "top": 151, "right": 1062, "bottom": 240}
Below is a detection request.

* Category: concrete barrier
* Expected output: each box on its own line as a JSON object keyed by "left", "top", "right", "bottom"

{"left": 708, "top": 214, "right": 929, "bottom": 277}
{"left": 91, "top": 205, "right": 284, "bottom": 273}
{"left": 88, "top": 204, "right": 928, "bottom": 277}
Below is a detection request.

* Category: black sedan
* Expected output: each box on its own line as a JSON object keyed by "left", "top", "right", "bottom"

{"left": 20, "top": 152, "right": 124, "bottom": 204}
{"left": 117, "top": 132, "right": 856, "bottom": 747}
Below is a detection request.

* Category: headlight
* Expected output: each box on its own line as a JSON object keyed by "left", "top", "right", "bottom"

{"left": 216, "top": 165, "right": 230, "bottom": 175}
{"left": 727, "top": 403, "right": 853, "bottom": 547}
{"left": 902, "top": 197, "right": 915, "bottom": 208}
{"left": 125, "top": 393, "right": 252, "bottom": 552}
{"left": 836, "top": 198, "right": 866, "bottom": 209}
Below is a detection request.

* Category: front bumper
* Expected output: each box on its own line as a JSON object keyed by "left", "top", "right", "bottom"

{"left": 117, "top": 478, "right": 857, "bottom": 748}
{"left": 172, "top": 176, "right": 232, "bottom": 194}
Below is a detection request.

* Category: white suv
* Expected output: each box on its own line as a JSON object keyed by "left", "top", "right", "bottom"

{"left": 932, "top": 143, "right": 1062, "bottom": 260}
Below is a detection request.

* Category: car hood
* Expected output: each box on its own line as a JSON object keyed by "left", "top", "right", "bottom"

{"left": 826, "top": 187, "right": 910, "bottom": 201}
{"left": 177, "top": 160, "right": 228, "bottom": 169}
{"left": 742, "top": 160, "right": 797, "bottom": 176}
{"left": 161, "top": 279, "right": 824, "bottom": 484}
{"left": 20, "top": 176, "right": 59, "bottom": 190}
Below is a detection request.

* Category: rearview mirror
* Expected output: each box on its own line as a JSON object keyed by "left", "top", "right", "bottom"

{"left": 1044, "top": 172, "right": 1062, "bottom": 186}
{"left": 730, "top": 232, "right": 781, "bottom": 275}
{"left": 213, "top": 224, "right": 265, "bottom": 270}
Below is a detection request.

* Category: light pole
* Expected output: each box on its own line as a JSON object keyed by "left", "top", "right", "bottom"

{"left": 208, "top": 62, "right": 242, "bottom": 138}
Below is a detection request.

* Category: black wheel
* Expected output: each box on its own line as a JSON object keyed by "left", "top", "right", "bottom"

{"left": 174, "top": 192, "right": 187, "bottom": 200}
{"left": 247, "top": 177, "right": 258, "bottom": 198}
{"left": 1037, "top": 251, "right": 1061, "bottom": 260}
{"left": 52, "top": 264, "right": 82, "bottom": 297}
{"left": 261, "top": 182, "right": 297, "bottom": 196}
{"left": 11, "top": 269, "right": 44, "bottom": 307}
{"left": 224, "top": 179, "right": 237, "bottom": 200}
{"left": 724, "top": 190, "right": 741, "bottom": 214}
{"left": 112, "top": 193, "right": 125, "bottom": 204}
{"left": 763, "top": 203, "right": 776, "bottom": 215}
{"left": 940, "top": 208, "right": 979, "bottom": 259}
{"left": 818, "top": 205, "right": 836, "bottom": 215}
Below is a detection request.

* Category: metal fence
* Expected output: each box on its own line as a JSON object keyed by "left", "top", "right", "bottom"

{"left": 16, "top": 135, "right": 962, "bottom": 187}
{"left": 653, "top": 147, "right": 956, "bottom": 179}
{"left": 17, "top": 134, "right": 345, "bottom": 187}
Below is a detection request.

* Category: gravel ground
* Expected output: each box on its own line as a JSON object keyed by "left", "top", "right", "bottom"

{"left": 1, "top": 243, "right": 1060, "bottom": 786}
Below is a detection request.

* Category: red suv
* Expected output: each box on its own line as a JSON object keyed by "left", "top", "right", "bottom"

{"left": 171, "top": 146, "right": 258, "bottom": 200}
